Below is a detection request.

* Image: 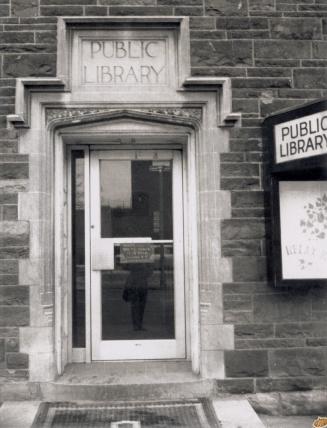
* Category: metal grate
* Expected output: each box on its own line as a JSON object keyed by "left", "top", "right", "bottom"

{"left": 32, "top": 399, "right": 220, "bottom": 428}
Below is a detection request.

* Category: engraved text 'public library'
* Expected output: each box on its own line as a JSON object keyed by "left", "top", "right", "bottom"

{"left": 82, "top": 39, "right": 167, "bottom": 86}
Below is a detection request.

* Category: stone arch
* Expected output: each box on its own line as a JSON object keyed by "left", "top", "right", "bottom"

{"left": 50, "top": 107, "right": 200, "bottom": 375}
{"left": 47, "top": 107, "right": 202, "bottom": 133}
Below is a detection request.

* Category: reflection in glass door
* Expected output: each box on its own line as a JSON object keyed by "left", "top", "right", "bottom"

{"left": 90, "top": 150, "right": 185, "bottom": 360}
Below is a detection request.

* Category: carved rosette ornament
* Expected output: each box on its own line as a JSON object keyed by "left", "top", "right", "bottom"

{"left": 46, "top": 107, "right": 202, "bottom": 126}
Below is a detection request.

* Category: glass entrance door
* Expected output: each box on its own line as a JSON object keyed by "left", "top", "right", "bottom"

{"left": 90, "top": 150, "right": 185, "bottom": 360}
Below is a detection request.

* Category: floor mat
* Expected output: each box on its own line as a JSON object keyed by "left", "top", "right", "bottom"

{"left": 32, "top": 399, "right": 221, "bottom": 428}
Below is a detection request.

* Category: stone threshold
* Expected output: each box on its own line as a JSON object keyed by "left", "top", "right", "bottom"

{"left": 56, "top": 361, "right": 198, "bottom": 385}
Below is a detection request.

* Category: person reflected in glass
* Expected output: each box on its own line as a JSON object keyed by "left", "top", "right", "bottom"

{"left": 123, "top": 264, "right": 152, "bottom": 331}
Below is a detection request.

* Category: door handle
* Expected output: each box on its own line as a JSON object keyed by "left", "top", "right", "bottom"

{"left": 91, "top": 240, "right": 115, "bottom": 271}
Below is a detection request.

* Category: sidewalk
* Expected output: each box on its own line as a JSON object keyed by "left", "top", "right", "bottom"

{"left": 0, "top": 401, "right": 41, "bottom": 428}
{"left": 260, "top": 415, "right": 316, "bottom": 428}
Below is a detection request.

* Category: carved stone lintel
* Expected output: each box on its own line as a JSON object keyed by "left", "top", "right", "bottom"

{"left": 46, "top": 107, "right": 202, "bottom": 125}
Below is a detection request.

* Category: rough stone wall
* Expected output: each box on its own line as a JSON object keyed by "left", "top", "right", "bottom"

{"left": 0, "top": 137, "right": 30, "bottom": 379}
{"left": 0, "top": 0, "right": 327, "bottom": 389}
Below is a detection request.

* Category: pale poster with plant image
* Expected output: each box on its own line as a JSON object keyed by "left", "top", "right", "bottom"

{"left": 279, "top": 181, "right": 327, "bottom": 279}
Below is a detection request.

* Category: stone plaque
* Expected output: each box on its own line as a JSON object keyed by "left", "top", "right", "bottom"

{"left": 72, "top": 30, "right": 175, "bottom": 90}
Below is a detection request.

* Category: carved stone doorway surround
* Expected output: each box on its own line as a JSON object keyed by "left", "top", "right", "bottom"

{"left": 7, "top": 17, "right": 241, "bottom": 381}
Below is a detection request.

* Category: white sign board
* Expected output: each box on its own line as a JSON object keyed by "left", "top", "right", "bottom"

{"left": 275, "top": 111, "right": 327, "bottom": 163}
{"left": 279, "top": 181, "right": 327, "bottom": 279}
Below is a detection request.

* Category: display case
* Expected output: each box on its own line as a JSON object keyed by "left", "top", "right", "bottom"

{"left": 264, "top": 99, "right": 327, "bottom": 287}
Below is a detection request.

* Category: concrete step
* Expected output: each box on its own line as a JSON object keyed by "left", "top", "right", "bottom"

{"left": 0, "top": 361, "right": 217, "bottom": 401}
{"left": 0, "top": 379, "right": 216, "bottom": 402}
{"left": 42, "top": 379, "right": 217, "bottom": 401}
{"left": 46, "top": 361, "right": 216, "bottom": 401}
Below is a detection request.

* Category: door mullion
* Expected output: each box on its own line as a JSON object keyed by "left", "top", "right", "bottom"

{"left": 84, "top": 146, "right": 92, "bottom": 363}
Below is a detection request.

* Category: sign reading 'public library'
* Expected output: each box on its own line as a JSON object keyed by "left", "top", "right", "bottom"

{"left": 81, "top": 38, "right": 167, "bottom": 86}
{"left": 275, "top": 110, "right": 327, "bottom": 163}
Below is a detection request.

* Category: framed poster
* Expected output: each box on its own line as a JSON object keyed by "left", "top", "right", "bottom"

{"left": 274, "top": 180, "right": 327, "bottom": 285}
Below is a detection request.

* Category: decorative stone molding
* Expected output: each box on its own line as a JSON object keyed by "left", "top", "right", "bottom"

{"left": 7, "top": 77, "right": 240, "bottom": 129}
{"left": 46, "top": 107, "right": 203, "bottom": 127}
{"left": 183, "top": 77, "right": 241, "bottom": 127}
{"left": 7, "top": 78, "right": 65, "bottom": 128}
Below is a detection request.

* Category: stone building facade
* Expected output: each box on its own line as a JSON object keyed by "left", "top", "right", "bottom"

{"left": 0, "top": 0, "right": 327, "bottom": 408}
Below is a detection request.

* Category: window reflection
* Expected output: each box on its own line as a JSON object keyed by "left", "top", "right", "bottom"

{"left": 100, "top": 160, "right": 172, "bottom": 239}
{"left": 72, "top": 151, "right": 85, "bottom": 348}
{"left": 101, "top": 244, "right": 175, "bottom": 340}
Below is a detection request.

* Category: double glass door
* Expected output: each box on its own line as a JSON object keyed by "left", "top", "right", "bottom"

{"left": 89, "top": 150, "right": 185, "bottom": 360}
